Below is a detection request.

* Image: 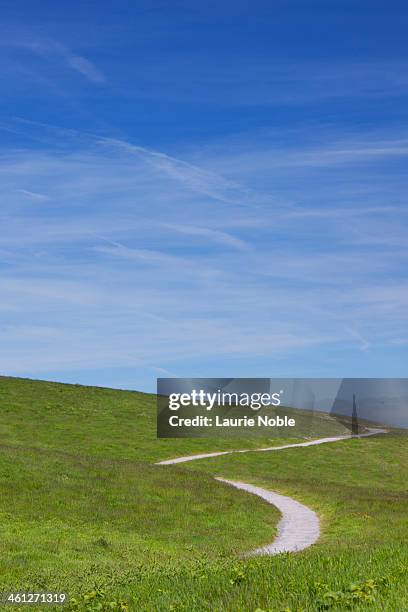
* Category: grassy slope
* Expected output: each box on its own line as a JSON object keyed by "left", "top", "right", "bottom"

{"left": 0, "top": 378, "right": 281, "bottom": 580}
{"left": 0, "top": 376, "right": 406, "bottom": 611}
{"left": 172, "top": 432, "right": 408, "bottom": 611}
{"left": 0, "top": 377, "right": 351, "bottom": 462}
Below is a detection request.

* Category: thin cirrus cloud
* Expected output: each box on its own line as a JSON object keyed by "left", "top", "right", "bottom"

{"left": 0, "top": 120, "right": 407, "bottom": 385}
{"left": 203, "top": 135, "right": 408, "bottom": 178}
{"left": 3, "top": 119, "right": 258, "bottom": 208}
{"left": 1, "top": 34, "right": 105, "bottom": 84}
{"left": 15, "top": 188, "right": 50, "bottom": 201}
{"left": 98, "top": 137, "right": 256, "bottom": 206}
{"left": 161, "top": 223, "right": 249, "bottom": 250}
{"left": 63, "top": 52, "right": 105, "bottom": 83}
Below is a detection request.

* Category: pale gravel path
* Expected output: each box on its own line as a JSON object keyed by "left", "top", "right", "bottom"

{"left": 156, "top": 428, "right": 388, "bottom": 465}
{"left": 216, "top": 478, "right": 320, "bottom": 555}
{"left": 156, "top": 428, "right": 387, "bottom": 555}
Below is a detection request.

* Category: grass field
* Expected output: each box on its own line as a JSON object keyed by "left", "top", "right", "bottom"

{"left": 0, "top": 376, "right": 406, "bottom": 611}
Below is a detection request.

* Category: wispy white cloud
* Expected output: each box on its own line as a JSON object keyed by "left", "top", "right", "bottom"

{"left": 345, "top": 327, "right": 371, "bottom": 352}
{"left": 98, "top": 137, "right": 256, "bottom": 206}
{"left": 0, "top": 122, "right": 407, "bottom": 385}
{"left": 63, "top": 53, "right": 105, "bottom": 83}
{"left": 93, "top": 241, "right": 192, "bottom": 269}
{"left": 15, "top": 188, "right": 50, "bottom": 201}
{"left": 161, "top": 223, "right": 249, "bottom": 250}
{"left": 1, "top": 35, "right": 105, "bottom": 83}
{"left": 286, "top": 206, "right": 405, "bottom": 219}
{"left": 1, "top": 119, "right": 260, "bottom": 208}
{"left": 273, "top": 141, "right": 408, "bottom": 168}
{"left": 202, "top": 135, "right": 408, "bottom": 178}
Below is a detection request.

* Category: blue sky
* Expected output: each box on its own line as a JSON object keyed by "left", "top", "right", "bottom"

{"left": 1, "top": 1, "right": 408, "bottom": 391}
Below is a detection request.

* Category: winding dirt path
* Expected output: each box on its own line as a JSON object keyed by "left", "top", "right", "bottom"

{"left": 156, "top": 428, "right": 387, "bottom": 555}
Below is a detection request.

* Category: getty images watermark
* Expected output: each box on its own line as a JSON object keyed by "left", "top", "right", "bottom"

{"left": 157, "top": 377, "right": 396, "bottom": 439}
{"left": 165, "top": 387, "right": 295, "bottom": 430}
{"left": 157, "top": 379, "right": 301, "bottom": 438}
{"left": 168, "top": 388, "right": 284, "bottom": 411}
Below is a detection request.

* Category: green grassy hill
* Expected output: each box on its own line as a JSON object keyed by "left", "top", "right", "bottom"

{"left": 0, "top": 376, "right": 352, "bottom": 462}
{"left": 0, "top": 376, "right": 406, "bottom": 611}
